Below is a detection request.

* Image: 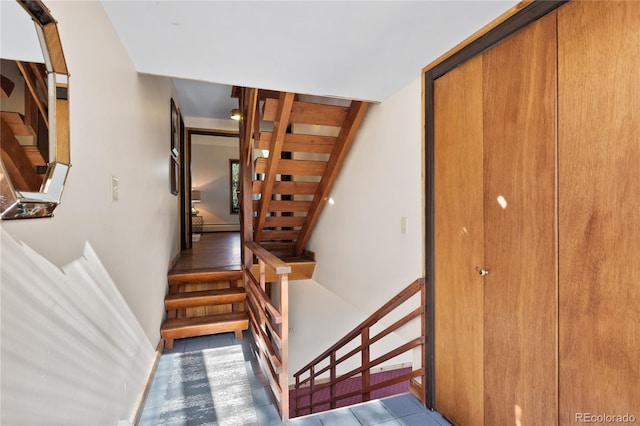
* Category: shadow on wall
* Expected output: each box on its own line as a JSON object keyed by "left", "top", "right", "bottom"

{"left": 0, "top": 229, "right": 155, "bottom": 425}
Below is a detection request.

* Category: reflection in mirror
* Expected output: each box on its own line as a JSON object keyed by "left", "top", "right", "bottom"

{"left": 0, "top": 0, "right": 70, "bottom": 219}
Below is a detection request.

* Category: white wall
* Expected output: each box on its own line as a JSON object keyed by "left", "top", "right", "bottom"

{"left": 289, "top": 78, "right": 424, "bottom": 374}
{"left": 1, "top": 2, "right": 177, "bottom": 424}
{"left": 288, "top": 280, "right": 413, "bottom": 382}
{"left": 309, "top": 77, "right": 424, "bottom": 313}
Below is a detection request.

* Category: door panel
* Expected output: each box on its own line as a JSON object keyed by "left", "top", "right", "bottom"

{"left": 558, "top": 2, "right": 640, "bottom": 424}
{"left": 482, "top": 11, "right": 558, "bottom": 426}
{"left": 434, "top": 55, "right": 484, "bottom": 426}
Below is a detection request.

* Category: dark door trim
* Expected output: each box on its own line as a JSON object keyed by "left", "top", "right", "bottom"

{"left": 181, "top": 127, "right": 240, "bottom": 249}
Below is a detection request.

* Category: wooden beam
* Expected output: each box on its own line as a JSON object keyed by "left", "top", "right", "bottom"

{"left": 294, "top": 101, "right": 369, "bottom": 255}
{"left": 240, "top": 87, "right": 259, "bottom": 273}
{"left": 0, "top": 117, "right": 41, "bottom": 191}
{"left": 16, "top": 62, "right": 48, "bottom": 129}
{"left": 254, "top": 92, "right": 295, "bottom": 242}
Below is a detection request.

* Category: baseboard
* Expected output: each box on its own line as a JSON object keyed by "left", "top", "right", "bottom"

{"left": 203, "top": 223, "right": 240, "bottom": 232}
{"left": 132, "top": 339, "right": 165, "bottom": 425}
{"left": 168, "top": 252, "right": 181, "bottom": 271}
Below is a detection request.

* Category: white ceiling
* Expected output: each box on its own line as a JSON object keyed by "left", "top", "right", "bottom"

{"left": 102, "top": 1, "right": 518, "bottom": 118}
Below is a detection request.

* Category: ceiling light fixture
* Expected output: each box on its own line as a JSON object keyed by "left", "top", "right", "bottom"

{"left": 230, "top": 108, "right": 242, "bottom": 121}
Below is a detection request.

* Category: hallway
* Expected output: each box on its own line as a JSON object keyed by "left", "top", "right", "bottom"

{"left": 139, "top": 333, "right": 451, "bottom": 426}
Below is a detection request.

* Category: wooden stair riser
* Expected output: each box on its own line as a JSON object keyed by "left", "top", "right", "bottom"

{"left": 168, "top": 280, "right": 244, "bottom": 319}
{"left": 165, "top": 288, "right": 246, "bottom": 311}
{"left": 168, "top": 269, "right": 243, "bottom": 286}
{"left": 161, "top": 312, "right": 249, "bottom": 349}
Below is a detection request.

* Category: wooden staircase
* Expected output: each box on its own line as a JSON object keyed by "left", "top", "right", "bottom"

{"left": 161, "top": 269, "right": 249, "bottom": 349}
{"left": 1, "top": 60, "right": 49, "bottom": 191}
{"left": 159, "top": 88, "right": 370, "bottom": 351}
{"left": 238, "top": 89, "right": 370, "bottom": 260}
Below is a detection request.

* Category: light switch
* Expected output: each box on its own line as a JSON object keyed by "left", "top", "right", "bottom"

{"left": 111, "top": 176, "right": 119, "bottom": 201}
{"left": 401, "top": 217, "right": 408, "bottom": 234}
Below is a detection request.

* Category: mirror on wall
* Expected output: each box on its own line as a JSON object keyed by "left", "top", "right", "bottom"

{"left": 0, "top": 0, "right": 70, "bottom": 219}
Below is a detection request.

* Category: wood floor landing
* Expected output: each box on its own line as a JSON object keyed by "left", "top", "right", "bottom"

{"left": 171, "top": 232, "right": 242, "bottom": 274}
{"left": 169, "top": 231, "right": 316, "bottom": 280}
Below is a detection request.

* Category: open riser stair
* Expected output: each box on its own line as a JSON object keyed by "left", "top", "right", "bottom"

{"left": 161, "top": 269, "right": 248, "bottom": 349}
{"left": 236, "top": 88, "right": 369, "bottom": 260}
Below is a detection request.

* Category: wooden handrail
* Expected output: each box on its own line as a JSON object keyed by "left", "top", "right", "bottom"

{"left": 293, "top": 277, "right": 426, "bottom": 417}
{"left": 296, "top": 279, "right": 423, "bottom": 373}
{"left": 245, "top": 241, "right": 291, "bottom": 274}
{"left": 243, "top": 241, "right": 290, "bottom": 422}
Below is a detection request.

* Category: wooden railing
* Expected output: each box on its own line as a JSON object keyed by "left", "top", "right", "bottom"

{"left": 292, "top": 277, "right": 426, "bottom": 417}
{"left": 243, "top": 241, "right": 291, "bottom": 421}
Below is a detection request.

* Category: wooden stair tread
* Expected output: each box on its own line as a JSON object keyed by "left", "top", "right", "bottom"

{"left": 263, "top": 98, "right": 348, "bottom": 127}
{"left": 255, "top": 157, "right": 326, "bottom": 176}
{"left": 252, "top": 180, "right": 319, "bottom": 196}
{"left": 168, "top": 268, "right": 243, "bottom": 285}
{"left": 165, "top": 288, "right": 246, "bottom": 310}
{"left": 252, "top": 200, "right": 312, "bottom": 213}
{"left": 161, "top": 312, "right": 249, "bottom": 336}
{"left": 256, "top": 132, "right": 336, "bottom": 154}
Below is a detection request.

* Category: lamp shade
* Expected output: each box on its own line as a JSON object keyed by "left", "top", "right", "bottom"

{"left": 191, "top": 190, "right": 201, "bottom": 202}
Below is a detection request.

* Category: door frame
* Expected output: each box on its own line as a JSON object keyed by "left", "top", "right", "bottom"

{"left": 181, "top": 127, "right": 241, "bottom": 249}
{"left": 422, "top": 0, "right": 567, "bottom": 409}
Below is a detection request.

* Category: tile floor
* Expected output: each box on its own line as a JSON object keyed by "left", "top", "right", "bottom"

{"left": 139, "top": 333, "right": 451, "bottom": 426}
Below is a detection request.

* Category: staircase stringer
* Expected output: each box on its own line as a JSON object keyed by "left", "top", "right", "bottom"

{"left": 294, "top": 100, "right": 369, "bottom": 256}
{"left": 253, "top": 92, "right": 295, "bottom": 243}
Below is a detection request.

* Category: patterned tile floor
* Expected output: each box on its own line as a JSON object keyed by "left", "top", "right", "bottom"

{"left": 139, "top": 333, "right": 451, "bottom": 426}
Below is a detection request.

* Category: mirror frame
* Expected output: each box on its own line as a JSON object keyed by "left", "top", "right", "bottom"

{"left": 0, "top": 0, "right": 70, "bottom": 219}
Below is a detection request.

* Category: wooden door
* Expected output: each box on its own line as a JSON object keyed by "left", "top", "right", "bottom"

{"left": 482, "top": 11, "right": 558, "bottom": 426}
{"left": 558, "top": 2, "right": 640, "bottom": 424}
{"left": 434, "top": 55, "right": 485, "bottom": 426}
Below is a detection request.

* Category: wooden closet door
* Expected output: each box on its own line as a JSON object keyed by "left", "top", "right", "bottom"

{"left": 558, "top": 2, "right": 640, "bottom": 424}
{"left": 434, "top": 55, "right": 484, "bottom": 426}
{"left": 482, "top": 11, "right": 558, "bottom": 426}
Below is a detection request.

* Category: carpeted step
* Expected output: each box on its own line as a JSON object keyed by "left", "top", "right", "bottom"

{"left": 165, "top": 287, "right": 246, "bottom": 311}
{"left": 161, "top": 311, "right": 249, "bottom": 349}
